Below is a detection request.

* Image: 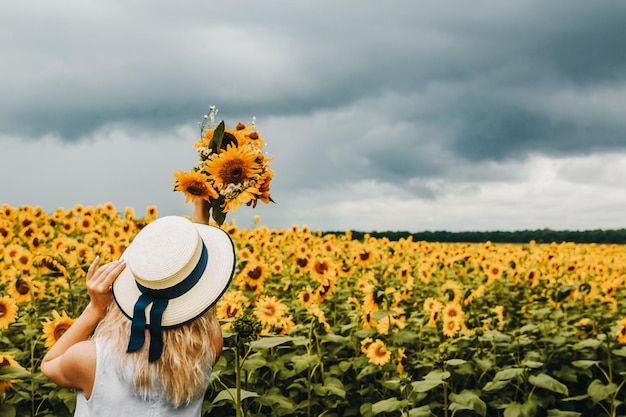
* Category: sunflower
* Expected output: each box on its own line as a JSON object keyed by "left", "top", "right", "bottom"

{"left": 616, "top": 317, "right": 626, "bottom": 344}
{"left": 204, "top": 144, "right": 260, "bottom": 192}
{"left": 269, "top": 261, "right": 284, "bottom": 275}
{"left": 315, "top": 276, "right": 336, "bottom": 302}
{"left": 364, "top": 339, "right": 392, "bottom": 366}
{"left": 144, "top": 205, "right": 158, "bottom": 221}
{"left": 308, "top": 304, "right": 330, "bottom": 332}
{"left": 222, "top": 187, "right": 259, "bottom": 213}
{"left": 172, "top": 170, "right": 218, "bottom": 203}
{"left": 59, "top": 218, "right": 76, "bottom": 235}
{"left": 42, "top": 310, "right": 76, "bottom": 349}
{"left": 12, "top": 247, "right": 32, "bottom": 272}
{"left": 216, "top": 290, "right": 250, "bottom": 322}
{"left": 442, "top": 316, "right": 462, "bottom": 338}
{"left": 7, "top": 276, "right": 34, "bottom": 303}
{"left": 0, "top": 296, "right": 19, "bottom": 329}
{"left": 442, "top": 302, "right": 464, "bottom": 324}
{"left": 310, "top": 258, "right": 335, "bottom": 282}
{"left": 1, "top": 203, "right": 17, "bottom": 219}
{"left": 355, "top": 247, "right": 378, "bottom": 267}
{"left": 423, "top": 297, "right": 442, "bottom": 313}
{"left": 396, "top": 348, "right": 407, "bottom": 375}
{"left": 298, "top": 287, "right": 315, "bottom": 307}
{"left": 253, "top": 295, "right": 289, "bottom": 327}
{"left": 440, "top": 280, "right": 462, "bottom": 303}
{"left": 0, "top": 219, "right": 13, "bottom": 243}
{"left": 75, "top": 215, "right": 95, "bottom": 233}
{"left": 0, "top": 354, "right": 25, "bottom": 393}
{"left": 242, "top": 261, "right": 269, "bottom": 292}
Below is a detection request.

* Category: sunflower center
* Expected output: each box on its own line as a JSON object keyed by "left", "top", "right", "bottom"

{"left": 248, "top": 267, "right": 263, "bottom": 280}
{"left": 226, "top": 305, "right": 239, "bottom": 318}
{"left": 303, "top": 293, "right": 311, "bottom": 303}
{"left": 315, "top": 262, "right": 328, "bottom": 274}
{"left": 0, "top": 358, "right": 9, "bottom": 368}
{"left": 187, "top": 182, "right": 208, "bottom": 196}
{"left": 15, "top": 280, "right": 30, "bottom": 295}
{"left": 54, "top": 323, "right": 72, "bottom": 341}
{"left": 296, "top": 258, "right": 308, "bottom": 268}
{"left": 0, "top": 304, "right": 6, "bottom": 317}
{"left": 220, "top": 161, "right": 247, "bottom": 184}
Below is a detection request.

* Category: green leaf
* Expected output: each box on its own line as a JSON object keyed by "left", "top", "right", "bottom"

{"left": 523, "top": 360, "right": 544, "bottom": 369}
{"left": 474, "top": 357, "right": 494, "bottom": 371}
{"left": 291, "top": 353, "right": 319, "bottom": 373}
{"left": 250, "top": 336, "right": 294, "bottom": 349}
{"left": 503, "top": 402, "right": 524, "bottom": 417}
{"left": 241, "top": 353, "right": 267, "bottom": 372}
{"left": 372, "top": 310, "right": 396, "bottom": 321}
{"left": 411, "top": 379, "right": 444, "bottom": 393}
{"left": 408, "top": 405, "right": 433, "bottom": 417}
{"left": 482, "top": 380, "right": 510, "bottom": 392}
{"left": 562, "top": 394, "right": 590, "bottom": 402}
{"left": 571, "top": 360, "right": 598, "bottom": 369}
{"left": 0, "top": 366, "right": 30, "bottom": 380}
{"left": 528, "top": 374, "right": 568, "bottom": 396}
{"left": 612, "top": 346, "right": 626, "bottom": 357}
{"left": 449, "top": 390, "right": 487, "bottom": 416}
{"left": 212, "top": 388, "right": 259, "bottom": 404}
{"left": 445, "top": 359, "right": 467, "bottom": 366}
{"left": 210, "top": 198, "right": 226, "bottom": 226}
{"left": 588, "top": 379, "right": 617, "bottom": 403}
{"left": 312, "top": 381, "right": 346, "bottom": 398}
{"left": 209, "top": 120, "right": 225, "bottom": 153}
{"left": 503, "top": 400, "right": 537, "bottom": 417}
{"left": 371, "top": 398, "right": 408, "bottom": 415}
{"left": 546, "top": 409, "right": 582, "bottom": 417}
{"left": 572, "top": 338, "right": 602, "bottom": 350}
{"left": 255, "top": 392, "right": 295, "bottom": 412}
{"left": 493, "top": 367, "right": 525, "bottom": 382}
{"left": 424, "top": 369, "right": 451, "bottom": 380}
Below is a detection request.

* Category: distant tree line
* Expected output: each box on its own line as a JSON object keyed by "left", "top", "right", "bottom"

{"left": 325, "top": 228, "right": 626, "bottom": 244}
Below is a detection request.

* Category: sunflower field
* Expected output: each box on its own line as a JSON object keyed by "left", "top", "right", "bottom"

{"left": 2, "top": 203, "right": 626, "bottom": 417}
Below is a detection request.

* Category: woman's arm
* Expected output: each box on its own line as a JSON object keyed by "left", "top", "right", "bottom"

{"left": 41, "top": 258, "right": 126, "bottom": 396}
{"left": 193, "top": 198, "right": 211, "bottom": 225}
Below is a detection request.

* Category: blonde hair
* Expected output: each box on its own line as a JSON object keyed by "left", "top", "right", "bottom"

{"left": 94, "top": 302, "right": 222, "bottom": 407}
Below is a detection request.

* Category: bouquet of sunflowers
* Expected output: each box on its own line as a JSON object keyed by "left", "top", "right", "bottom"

{"left": 173, "top": 106, "right": 274, "bottom": 226}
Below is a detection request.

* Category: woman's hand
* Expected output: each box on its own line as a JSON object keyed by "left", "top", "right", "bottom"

{"left": 86, "top": 257, "right": 126, "bottom": 317}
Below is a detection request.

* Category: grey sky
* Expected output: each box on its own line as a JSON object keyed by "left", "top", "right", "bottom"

{"left": 2, "top": 1, "right": 625, "bottom": 232}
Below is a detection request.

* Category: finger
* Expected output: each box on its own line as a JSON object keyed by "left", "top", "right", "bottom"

{"left": 89, "top": 260, "right": 124, "bottom": 289}
{"left": 86, "top": 255, "right": 101, "bottom": 281}
{"left": 94, "top": 260, "right": 126, "bottom": 289}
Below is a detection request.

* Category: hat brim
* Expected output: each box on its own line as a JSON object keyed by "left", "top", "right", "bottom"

{"left": 112, "top": 221, "right": 235, "bottom": 328}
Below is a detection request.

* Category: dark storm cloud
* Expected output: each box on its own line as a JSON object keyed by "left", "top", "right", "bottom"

{"left": 2, "top": 1, "right": 626, "bottom": 165}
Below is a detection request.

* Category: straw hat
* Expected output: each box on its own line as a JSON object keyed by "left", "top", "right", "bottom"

{"left": 112, "top": 215, "right": 235, "bottom": 361}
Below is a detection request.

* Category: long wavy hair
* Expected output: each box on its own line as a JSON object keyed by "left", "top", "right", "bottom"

{"left": 93, "top": 302, "right": 222, "bottom": 407}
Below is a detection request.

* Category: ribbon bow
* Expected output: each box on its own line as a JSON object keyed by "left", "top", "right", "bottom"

{"left": 127, "top": 242, "right": 208, "bottom": 362}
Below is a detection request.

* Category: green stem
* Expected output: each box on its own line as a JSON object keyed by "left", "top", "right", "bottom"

{"left": 235, "top": 337, "right": 243, "bottom": 417}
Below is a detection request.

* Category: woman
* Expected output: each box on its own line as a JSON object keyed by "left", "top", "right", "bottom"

{"left": 41, "top": 200, "right": 235, "bottom": 416}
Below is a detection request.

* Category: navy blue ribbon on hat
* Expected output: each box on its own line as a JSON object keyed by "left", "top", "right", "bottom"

{"left": 127, "top": 242, "right": 208, "bottom": 362}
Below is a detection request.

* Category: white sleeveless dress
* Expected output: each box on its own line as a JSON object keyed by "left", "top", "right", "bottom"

{"left": 74, "top": 338, "right": 207, "bottom": 417}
